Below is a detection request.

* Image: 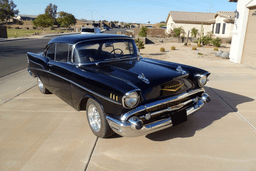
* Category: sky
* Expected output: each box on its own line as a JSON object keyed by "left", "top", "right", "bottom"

{"left": 15, "top": 0, "right": 237, "bottom": 23}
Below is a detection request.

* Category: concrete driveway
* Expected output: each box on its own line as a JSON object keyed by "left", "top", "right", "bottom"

{"left": 0, "top": 43, "right": 256, "bottom": 171}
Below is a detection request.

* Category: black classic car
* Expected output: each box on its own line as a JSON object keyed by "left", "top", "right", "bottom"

{"left": 27, "top": 34, "right": 211, "bottom": 138}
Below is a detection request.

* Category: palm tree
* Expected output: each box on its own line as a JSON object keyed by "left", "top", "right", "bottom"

{"left": 191, "top": 28, "right": 199, "bottom": 38}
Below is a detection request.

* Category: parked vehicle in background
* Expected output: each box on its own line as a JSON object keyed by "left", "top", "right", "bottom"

{"left": 81, "top": 27, "right": 101, "bottom": 34}
{"left": 27, "top": 34, "right": 211, "bottom": 138}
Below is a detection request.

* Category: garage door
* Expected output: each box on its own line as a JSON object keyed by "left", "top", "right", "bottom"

{"left": 242, "top": 7, "right": 256, "bottom": 69}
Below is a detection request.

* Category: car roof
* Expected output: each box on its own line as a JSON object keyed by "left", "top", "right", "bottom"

{"left": 48, "top": 34, "right": 132, "bottom": 45}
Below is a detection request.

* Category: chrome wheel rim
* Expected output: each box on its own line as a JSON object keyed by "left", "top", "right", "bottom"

{"left": 88, "top": 104, "right": 101, "bottom": 132}
{"left": 38, "top": 77, "right": 43, "bottom": 92}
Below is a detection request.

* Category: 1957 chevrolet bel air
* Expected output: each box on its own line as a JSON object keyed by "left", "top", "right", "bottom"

{"left": 27, "top": 34, "right": 211, "bottom": 138}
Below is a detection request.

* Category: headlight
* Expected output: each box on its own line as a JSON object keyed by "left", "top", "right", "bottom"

{"left": 123, "top": 91, "right": 139, "bottom": 109}
{"left": 197, "top": 75, "right": 207, "bottom": 87}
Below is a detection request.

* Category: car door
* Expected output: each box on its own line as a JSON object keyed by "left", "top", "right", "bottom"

{"left": 47, "top": 43, "right": 74, "bottom": 106}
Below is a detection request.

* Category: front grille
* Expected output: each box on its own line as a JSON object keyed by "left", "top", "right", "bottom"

{"left": 137, "top": 92, "right": 202, "bottom": 124}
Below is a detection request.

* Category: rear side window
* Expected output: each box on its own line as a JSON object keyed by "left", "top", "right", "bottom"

{"left": 46, "top": 44, "right": 55, "bottom": 60}
{"left": 55, "top": 43, "right": 70, "bottom": 62}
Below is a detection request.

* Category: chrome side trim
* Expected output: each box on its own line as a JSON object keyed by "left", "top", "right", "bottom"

{"left": 121, "top": 88, "right": 205, "bottom": 122}
{"left": 29, "top": 60, "right": 45, "bottom": 69}
{"left": 31, "top": 68, "right": 122, "bottom": 105}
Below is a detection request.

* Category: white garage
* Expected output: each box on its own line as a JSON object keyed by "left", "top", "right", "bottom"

{"left": 229, "top": 0, "right": 256, "bottom": 69}
{"left": 241, "top": 7, "right": 256, "bottom": 68}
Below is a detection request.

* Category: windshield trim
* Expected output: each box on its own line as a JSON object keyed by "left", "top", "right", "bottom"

{"left": 76, "top": 56, "right": 140, "bottom": 66}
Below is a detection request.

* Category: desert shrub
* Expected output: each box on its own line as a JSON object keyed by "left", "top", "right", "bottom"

{"left": 188, "top": 43, "right": 191, "bottom": 46}
{"left": 135, "top": 38, "right": 145, "bottom": 50}
{"left": 214, "top": 47, "right": 218, "bottom": 51}
{"left": 33, "top": 26, "right": 37, "bottom": 30}
{"left": 139, "top": 26, "right": 148, "bottom": 37}
{"left": 26, "top": 27, "right": 29, "bottom": 30}
{"left": 160, "top": 47, "right": 165, "bottom": 52}
{"left": 7, "top": 26, "right": 11, "bottom": 29}
{"left": 171, "top": 46, "right": 176, "bottom": 50}
{"left": 211, "top": 38, "right": 222, "bottom": 47}
{"left": 184, "top": 43, "right": 187, "bottom": 46}
{"left": 198, "top": 53, "right": 203, "bottom": 55}
{"left": 201, "top": 35, "right": 212, "bottom": 45}
{"left": 50, "top": 26, "right": 54, "bottom": 30}
{"left": 192, "top": 47, "right": 197, "bottom": 50}
{"left": 15, "top": 26, "right": 20, "bottom": 29}
{"left": 197, "top": 44, "right": 201, "bottom": 47}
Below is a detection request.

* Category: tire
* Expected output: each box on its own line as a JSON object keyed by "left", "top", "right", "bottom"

{"left": 37, "top": 77, "right": 51, "bottom": 94}
{"left": 86, "top": 98, "right": 114, "bottom": 138}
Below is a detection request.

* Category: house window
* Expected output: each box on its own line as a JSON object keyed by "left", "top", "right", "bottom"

{"left": 212, "top": 24, "right": 215, "bottom": 33}
{"left": 222, "top": 23, "right": 226, "bottom": 34}
{"left": 215, "top": 23, "right": 221, "bottom": 34}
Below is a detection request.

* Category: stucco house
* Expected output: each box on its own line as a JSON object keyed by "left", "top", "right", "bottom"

{"left": 166, "top": 11, "right": 235, "bottom": 38}
{"left": 213, "top": 11, "right": 235, "bottom": 38}
{"left": 166, "top": 11, "right": 215, "bottom": 36}
{"left": 229, "top": 0, "right": 256, "bottom": 69}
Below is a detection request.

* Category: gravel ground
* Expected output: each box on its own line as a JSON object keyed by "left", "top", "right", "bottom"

{"left": 140, "top": 43, "right": 231, "bottom": 61}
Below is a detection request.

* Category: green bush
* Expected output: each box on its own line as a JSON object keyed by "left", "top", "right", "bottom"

{"left": 201, "top": 35, "right": 212, "bottom": 45}
{"left": 192, "top": 47, "right": 197, "bottom": 50}
{"left": 7, "top": 26, "right": 11, "bottom": 29}
{"left": 139, "top": 26, "right": 148, "bottom": 37}
{"left": 171, "top": 46, "right": 176, "bottom": 50}
{"left": 197, "top": 44, "right": 201, "bottom": 47}
{"left": 15, "top": 26, "right": 20, "bottom": 29}
{"left": 211, "top": 38, "right": 222, "bottom": 47}
{"left": 135, "top": 38, "right": 144, "bottom": 50}
{"left": 173, "top": 27, "right": 184, "bottom": 37}
{"left": 33, "top": 26, "right": 37, "bottom": 30}
{"left": 214, "top": 47, "right": 218, "bottom": 51}
{"left": 160, "top": 47, "right": 165, "bottom": 52}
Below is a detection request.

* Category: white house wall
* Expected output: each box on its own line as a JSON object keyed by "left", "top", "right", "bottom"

{"left": 214, "top": 16, "right": 234, "bottom": 38}
{"left": 229, "top": 0, "right": 253, "bottom": 63}
{"left": 167, "top": 17, "right": 212, "bottom": 36}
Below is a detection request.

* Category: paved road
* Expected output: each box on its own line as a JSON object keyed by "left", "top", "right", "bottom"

{"left": 0, "top": 38, "right": 51, "bottom": 77}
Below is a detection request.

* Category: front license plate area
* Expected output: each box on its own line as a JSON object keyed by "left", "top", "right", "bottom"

{"left": 171, "top": 110, "right": 187, "bottom": 126}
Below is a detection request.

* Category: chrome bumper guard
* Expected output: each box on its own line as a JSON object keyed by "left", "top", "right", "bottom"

{"left": 106, "top": 88, "right": 211, "bottom": 137}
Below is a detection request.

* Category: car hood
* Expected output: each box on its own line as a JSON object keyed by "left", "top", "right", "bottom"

{"left": 82, "top": 58, "right": 188, "bottom": 91}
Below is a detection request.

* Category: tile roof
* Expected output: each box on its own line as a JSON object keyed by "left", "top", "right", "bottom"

{"left": 167, "top": 11, "right": 215, "bottom": 23}
{"left": 215, "top": 11, "right": 236, "bottom": 18}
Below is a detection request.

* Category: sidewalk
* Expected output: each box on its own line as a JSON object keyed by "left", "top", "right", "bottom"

{"left": 0, "top": 43, "right": 255, "bottom": 171}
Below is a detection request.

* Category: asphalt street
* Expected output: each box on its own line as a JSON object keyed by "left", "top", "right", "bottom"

{"left": 0, "top": 38, "right": 51, "bottom": 77}
{"left": 0, "top": 29, "right": 127, "bottom": 78}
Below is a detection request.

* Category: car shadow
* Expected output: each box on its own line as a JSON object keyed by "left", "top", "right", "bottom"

{"left": 145, "top": 87, "right": 254, "bottom": 141}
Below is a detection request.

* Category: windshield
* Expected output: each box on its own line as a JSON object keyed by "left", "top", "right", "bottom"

{"left": 74, "top": 39, "right": 138, "bottom": 63}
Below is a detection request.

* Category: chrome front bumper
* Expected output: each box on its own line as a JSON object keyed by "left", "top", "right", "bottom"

{"left": 106, "top": 88, "right": 211, "bottom": 137}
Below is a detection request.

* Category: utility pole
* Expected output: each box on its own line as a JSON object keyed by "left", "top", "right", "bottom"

{"left": 87, "top": 10, "right": 96, "bottom": 20}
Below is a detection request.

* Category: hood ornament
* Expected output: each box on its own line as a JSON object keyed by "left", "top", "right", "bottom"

{"left": 138, "top": 73, "right": 150, "bottom": 84}
{"left": 176, "top": 66, "right": 187, "bottom": 75}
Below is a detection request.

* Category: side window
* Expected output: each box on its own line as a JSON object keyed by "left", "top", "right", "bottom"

{"left": 46, "top": 44, "right": 55, "bottom": 60}
{"left": 56, "top": 43, "right": 69, "bottom": 62}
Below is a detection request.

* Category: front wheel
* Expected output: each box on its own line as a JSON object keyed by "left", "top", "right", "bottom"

{"left": 37, "top": 77, "right": 51, "bottom": 94}
{"left": 86, "top": 98, "right": 114, "bottom": 138}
